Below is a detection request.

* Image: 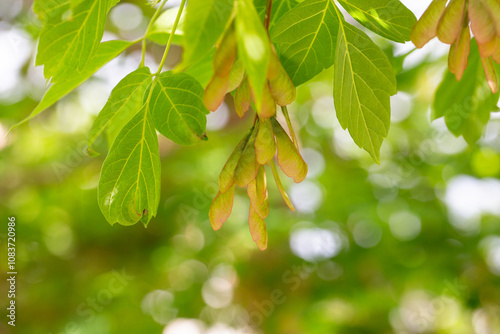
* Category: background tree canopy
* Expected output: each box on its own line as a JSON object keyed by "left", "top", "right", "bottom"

{"left": 1, "top": 0, "right": 500, "bottom": 333}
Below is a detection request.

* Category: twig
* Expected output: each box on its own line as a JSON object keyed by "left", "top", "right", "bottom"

{"left": 140, "top": 0, "right": 169, "bottom": 67}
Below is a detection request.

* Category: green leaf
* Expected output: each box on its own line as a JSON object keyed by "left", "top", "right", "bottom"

{"left": 434, "top": 41, "right": 500, "bottom": 144}
{"left": 236, "top": 0, "right": 271, "bottom": 108}
{"left": 36, "top": 0, "right": 114, "bottom": 82}
{"left": 180, "top": 49, "right": 215, "bottom": 88}
{"left": 182, "top": 0, "right": 234, "bottom": 67}
{"left": 254, "top": 0, "right": 300, "bottom": 30}
{"left": 147, "top": 6, "right": 186, "bottom": 46}
{"left": 87, "top": 67, "right": 152, "bottom": 155}
{"left": 271, "top": 0, "right": 339, "bottom": 86}
{"left": 333, "top": 9, "right": 397, "bottom": 163}
{"left": 33, "top": 0, "right": 70, "bottom": 23}
{"left": 150, "top": 72, "right": 209, "bottom": 145}
{"left": 10, "top": 40, "right": 133, "bottom": 132}
{"left": 98, "top": 103, "right": 161, "bottom": 226}
{"left": 337, "top": 0, "right": 416, "bottom": 43}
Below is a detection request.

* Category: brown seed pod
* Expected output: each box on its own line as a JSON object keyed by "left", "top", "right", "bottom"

{"left": 248, "top": 204, "right": 267, "bottom": 250}
{"left": 449, "top": 24, "right": 471, "bottom": 80}
{"left": 477, "top": 37, "right": 498, "bottom": 58}
{"left": 234, "top": 77, "right": 252, "bottom": 118}
{"left": 481, "top": 0, "right": 500, "bottom": 35}
{"left": 492, "top": 37, "right": 500, "bottom": 63}
{"left": 254, "top": 118, "right": 276, "bottom": 165}
{"left": 234, "top": 124, "right": 260, "bottom": 187}
{"left": 213, "top": 24, "right": 238, "bottom": 78}
{"left": 209, "top": 184, "right": 236, "bottom": 231}
{"left": 271, "top": 118, "right": 308, "bottom": 183}
{"left": 469, "top": 0, "right": 496, "bottom": 44}
{"left": 437, "top": 0, "right": 467, "bottom": 44}
{"left": 219, "top": 130, "right": 252, "bottom": 193}
{"left": 203, "top": 75, "right": 230, "bottom": 111}
{"left": 226, "top": 59, "right": 245, "bottom": 93}
{"left": 267, "top": 47, "right": 296, "bottom": 106}
{"left": 480, "top": 56, "right": 499, "bottom": 93}
{"left": 247, "top": 166, "right": 269, "bottom": 220}
{"left": 411, "top": 0, "right": 448, "bottom": 48}
{"left": 255, "top": 83, "right": 276, "bottom": 119}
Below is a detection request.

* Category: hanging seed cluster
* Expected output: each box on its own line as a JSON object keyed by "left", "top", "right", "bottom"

{"left": 203, "top": 23, "right": 296, "bottom": 118}
{"left": 203, "top": 21, "right": 307, "bottom": 250}
{"left": 411, "top": 0, "right": 500, "bottom": 93}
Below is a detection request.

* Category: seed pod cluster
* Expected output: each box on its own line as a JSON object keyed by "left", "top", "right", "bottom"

{"left": 203, "top": 22, "right": 297, "bottom": 118}
{"left": 411, "top": 0, "right": 500, "bottom": 93}
{"left": 209, "top": 118, "right": 308, "bottom": 250}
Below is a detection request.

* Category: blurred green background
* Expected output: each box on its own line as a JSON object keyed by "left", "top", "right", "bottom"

{"left": 1, "top": 1, "right": 500, "bottom": 333}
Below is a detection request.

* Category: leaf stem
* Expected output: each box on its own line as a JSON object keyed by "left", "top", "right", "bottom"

{"left": 264, "top": 0, "right": 273, "bottom": 31}
{"left": 154, "top": 0, "right": 186, "bottom": 76}
{"left": 140, "top": 0, "right": 169, "bottom": 67}
{"left": 281, "top": 106, "right": 298, "bottom": 147}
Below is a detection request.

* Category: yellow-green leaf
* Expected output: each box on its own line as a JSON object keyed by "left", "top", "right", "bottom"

{"left": 97, "top": 103, "right": 161, "bottom": 226}
{"left": 10, "top": 40, "right": 133, "bottom": 132}
{"left": 36, "top": 0, "right": 114, "bottom": 82}
{"left": 147, "top": 6, "right": 186, "bottom": 46}
{"left": 338, "top": 0, "right": 416, "bottom": 43}
{"left": 434, "top": 41, "right": 500, "bottom": 144}
{"left": 333, "top": 8, "right": 397, "bottom": 163}
{"left": 182, "top": 0, "right": 234, "bottom": 68}
{"left": 271, "top": 0, "right": 339, "bottom": 86}
{"left": 150, "top": 72, "right": 209, "bottom": 145}
{"left": 88, "top": 67, "right": 152, "bottom": 154}
{"left": 235, "top": 0, "right": 270, "bottom": 109}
